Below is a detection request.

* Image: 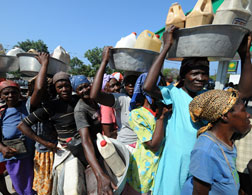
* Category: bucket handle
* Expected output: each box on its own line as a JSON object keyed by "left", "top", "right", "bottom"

{"left": 193, "top": 0, "right": 213, "bottom": 13}
{"left": 244, "top": 0, "right": 252, "bottom": 11}
{"left": 173, "top": 4, "right": 182, "bottom": 13}
{"left": 143, "top": 30, "right": 155, "bottom": 38}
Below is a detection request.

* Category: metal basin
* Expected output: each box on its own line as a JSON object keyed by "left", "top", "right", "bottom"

{"left": 109, "top": 138, "right": 130, "bottom": 195}
{"left": 166, "top": 24, "right": 249, "bottom": 61}
{"left": 109, "top": 48, "right": 159, "bottom": 72}
{"left": 17, "top": 53, "right": 71, "bottom": 76}
{"left": 0, "top": 55, "right": 19, "bottom": 73}
{"left": 85, "top": 138, "right": 130, "bottom": 195}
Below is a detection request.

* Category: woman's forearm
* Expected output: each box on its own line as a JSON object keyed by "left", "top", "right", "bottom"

{"left": 79, "top": 128, "right": 105, "bottom": 177}
{"left": 17, "top": 122, "right": 49, "bottom": 147}
{"left": 144, "top": 118, "right": 164, "bottom": 153}
{"left": 90, "top": 59, "right": 107, "bottom": 100}
{"left": 90, "top": 47, "right": 110, "bottom": 100}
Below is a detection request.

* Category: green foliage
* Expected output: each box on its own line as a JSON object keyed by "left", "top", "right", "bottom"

{"left": 69, "top": 47, "right": 114, "bottom": 77}
{"left": 210, "top": 75, "right": 216, "bottom": 81}
{"left": 14, "top": 39, "right": 48, "bottom": 53}
{"left": 84, "top": 47, "right": 103, "bottom": 66}
{"left": 8, "top": 71, "right": 22, "bottom": 78}
{"left": 162, "top": 68, "right": 179, "bottom": 79}
{"left": 69, "top": 57, "right": 91, "bottom": 76}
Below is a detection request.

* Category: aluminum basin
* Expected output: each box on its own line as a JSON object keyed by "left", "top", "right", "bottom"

{"left": 0, "top": 55, "right": 19, "bottom": 73}
{"left": 17, "top": 53, "right": 71, "bottom": 76}
{"left": 166, "top": 24, "right": 249, "bottom": 61}
{"left": 85, "top": 138, "right": 130, "bottom": 195}
{"left": 109, "top": 138, "right": 130, "bottom": 195}
{"left": 109, "top": 48, "right": 159, "bottom": 72}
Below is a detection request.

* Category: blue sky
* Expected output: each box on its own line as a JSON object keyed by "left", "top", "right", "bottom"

{"left": 1, "top": 0, "right": 221, "bottom": 75}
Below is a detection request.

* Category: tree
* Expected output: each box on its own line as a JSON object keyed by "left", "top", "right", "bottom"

{"left": 84, "top": 47, "right": 113, "bottom": 77}
{"left": 162, "top": 68, "right": 179, "bottom": 79}
{"left": 14, "top": 39, "right": 48, "bottom": 53}
{"left": 69, "top": 57, "right": 91, "bottom": 76}
{"left": 69, "top": 47, "right": 114, "bottom": 77}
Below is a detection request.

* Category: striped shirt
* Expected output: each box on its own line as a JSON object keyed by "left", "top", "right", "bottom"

{"left": 22, "top": 96, "right": 79, "bottom": 142}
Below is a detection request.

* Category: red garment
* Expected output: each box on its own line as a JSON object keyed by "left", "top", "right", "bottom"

{"left": 0, "top": 162, "right": 6, "bottom": 174}
{"left": 100, "top": 105, "right": 117, "bottom": 126}
{"left": 100, "top": 105, "right": 118, "bottom": 137}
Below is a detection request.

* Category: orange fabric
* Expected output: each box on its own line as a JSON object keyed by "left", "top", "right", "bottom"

{"left": 33, "top": 150, "right": 54, "bottom": 195}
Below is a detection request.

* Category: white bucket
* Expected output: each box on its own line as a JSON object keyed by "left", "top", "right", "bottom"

{"left": 63, "top": 157, "right": 86, "bottom": 195}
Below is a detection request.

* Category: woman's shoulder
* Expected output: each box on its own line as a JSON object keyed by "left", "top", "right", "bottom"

{"left": 193, "top": 133, "right": 218, "bottom": 154}
{"left": 130, "top": 107, "right": 146, "bottom": 115}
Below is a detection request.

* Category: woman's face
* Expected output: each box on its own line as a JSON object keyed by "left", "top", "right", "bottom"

{"left": 55, "top": 80, "right": 72, "bottom": 101}
{"left": 1, "top": 87, "right": 20, "bottom": 107}
{"left": 105, "top": 78, "right": 121, "bottom": 93}
{"left": 183, "top": 69, "right": 209, "bottom": 93}
{"left": 76, "top": 83, "right": 91, "bottom": 99}
{"left": 124, "top": 75, "right": 138, "bottom": 97}
{"left": 228, "top": 101, "right": 251, "bottom": 135}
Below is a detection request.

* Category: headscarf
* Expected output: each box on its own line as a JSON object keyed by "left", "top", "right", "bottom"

{"left": 112, "top": 72, "right": 123, "bottom": 83}
{"left": 70, "top": 75, "right": 90, "bottom": 92}
{"left": 53, "top": 71, "right": 70, "bottom": 84}
{"left": 129, "top": 73, "right": 160, "bottom": 111}
{"left": 189, "top": 89, "right": 239, "bottom": 137}
{"left": 102, "top": 74, "right": 115, "bottom": 90}
{"left": 0, "top": 80, "right": 20, "bottom": 92}
{"left": 180, "top": 57, "right": 209, "bottom": 79}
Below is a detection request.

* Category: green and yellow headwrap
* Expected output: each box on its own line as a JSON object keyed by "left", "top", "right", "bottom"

{"left": 189, "top": 89, "right": 239, "bottom": 137}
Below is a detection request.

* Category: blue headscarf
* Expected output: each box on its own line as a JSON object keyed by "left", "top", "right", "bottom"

{"left": 129, "top": 73, "right": 160, "bottom": 111}
{"left": 70, "top": 75, "right": 90, "bottom": 92}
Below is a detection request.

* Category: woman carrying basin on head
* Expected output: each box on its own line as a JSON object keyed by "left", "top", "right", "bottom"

{"left": 90, "top": 47, "right": 139, "bottom": 153}
{"left": 17, "top": 72, "right": 84, "bottom": 194}
{"left": 143, "top": 25, "right": 252, "bottom": 194}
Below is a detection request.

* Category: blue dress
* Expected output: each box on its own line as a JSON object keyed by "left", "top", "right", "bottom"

{"left": 153, "top": 85, "right": 205, "bottom": 195}
{"left": 0, "top": 101, "right": 34, "bottom": 162}
{"left": 181, "top": 132, "right": 239, "bottom": 195}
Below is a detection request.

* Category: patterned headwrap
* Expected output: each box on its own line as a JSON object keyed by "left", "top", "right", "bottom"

{"left": 102, "top": 74, "right": 115, "bottom": 90}
{"left": 112, "top": 72, "right": 123, "bottom": 83}
{"left": 189, "top": 89, "right": 239, "bottom": 137}
{"left": 180, "top": 57, "right": 209, "bottom": 79}
{"left": 0, "top": 80, "right": 20, "bottom": 92}
{"left": 70, "top": 75, "right": 90, "bottom": 92}
{"left": 129, "top": 73, "right": 160, "bottom": 111}
{"left": 53, "top": 71, "right": 70, "bottom": 84}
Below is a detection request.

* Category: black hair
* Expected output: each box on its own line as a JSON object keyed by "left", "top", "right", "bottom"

{"left": 180, "top": 57, "right": 209, "bottom": 79}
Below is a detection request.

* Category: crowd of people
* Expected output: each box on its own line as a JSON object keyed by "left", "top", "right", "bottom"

{"left": 0, "top": 26, "right": 252, "bottom": 195}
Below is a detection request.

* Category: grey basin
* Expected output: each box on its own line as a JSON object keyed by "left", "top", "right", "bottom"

{"left": 0, "top": 55, "right": 19, "bottom": 73}
{"left": 85, "top": 138, "right": 130, "bottom": 195}
{"left": 17, "top": 53, "right": 71, "bottom": 76}
{"left": 109, "top": 48, "right": 159, "bottom": 72}
{"left": 166, "top": 24, "right": 249, "bottom": 61}
{"left": 110, "top": 138, "right": 130, "bottom": 195}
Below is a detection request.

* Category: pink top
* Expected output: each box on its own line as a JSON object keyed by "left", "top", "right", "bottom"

{"left": 100, "top": 105, "right": 116, "bottom": 125}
